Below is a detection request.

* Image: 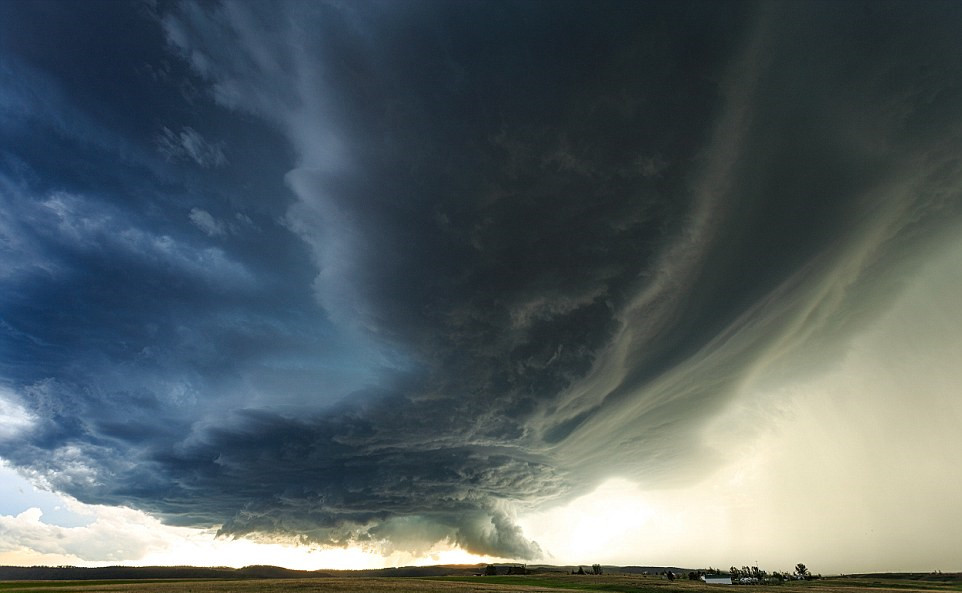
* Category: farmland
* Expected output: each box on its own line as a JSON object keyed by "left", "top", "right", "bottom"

{"left": 1, "top": 574, "right": 959, "bottom": 593}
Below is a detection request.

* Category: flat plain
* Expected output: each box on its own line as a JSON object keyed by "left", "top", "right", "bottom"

{"left": 2, "top": 574, "right": 960, "bottom": 593}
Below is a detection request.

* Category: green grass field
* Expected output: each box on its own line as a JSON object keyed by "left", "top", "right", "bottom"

{"left": 1, "top": 574, "right": 959, "bottom": 593}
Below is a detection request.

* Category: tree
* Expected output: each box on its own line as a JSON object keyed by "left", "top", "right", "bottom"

{"left": 484, "top": 564, "right": 497, "bottom": 576}
{"left": 577, "top": 566, "right": 586, "bottom": 575}
{"left": 730, "top": 566, "right": 741, "bottom": 579}
{"left": 667, "top": 571, "right": 675, "bottom": 581}
{"left": 795, "top": 564, "right": 810, "bottom": 579}
{"left": 592, "top": 564, "right": 603, "bottom": 575}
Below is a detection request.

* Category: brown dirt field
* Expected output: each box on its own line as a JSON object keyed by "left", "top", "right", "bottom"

{"left": 0, "top": 578, "right": 566, "bottom": 593}
{"left": 1, "top": 575, "right": 958, "bottom": 593}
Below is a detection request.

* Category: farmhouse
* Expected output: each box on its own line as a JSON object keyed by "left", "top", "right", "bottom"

{"left": 703, "top": 575, "right": 733, "bottom": 584}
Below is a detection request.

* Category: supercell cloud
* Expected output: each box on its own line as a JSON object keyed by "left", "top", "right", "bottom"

{"left": 2, "top": 1, "right": 961, "bottom": 561}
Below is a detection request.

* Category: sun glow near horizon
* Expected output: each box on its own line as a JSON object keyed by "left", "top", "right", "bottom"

{"left": 519, "top": 479, "right": 661, "bottom": 564}
{"left": 0, "top": 509, "right": 499, "bottom": 571}
{"left": 0, "top": 465, "right": 501, "bottom": 570}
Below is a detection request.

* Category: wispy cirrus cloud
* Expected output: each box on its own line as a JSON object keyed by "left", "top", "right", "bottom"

{"left": 158, "top": 126, "right": 227, "bottom": 168}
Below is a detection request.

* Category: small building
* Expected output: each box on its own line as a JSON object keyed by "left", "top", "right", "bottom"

{"left": 703, "top": 575, "right": 733, "bottom": 585}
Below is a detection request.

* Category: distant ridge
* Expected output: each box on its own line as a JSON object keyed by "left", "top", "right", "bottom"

{"left": 0, "top": 565, "right": 332, "bottom": 581}
{"left": 3, "top": 564, "right": 958, "bottom": 583}
{"left": 844, "top": 573, "right": 962, "bottom": 582}
{"left": 0, "top": 564, "right": 696, "bottom": 581}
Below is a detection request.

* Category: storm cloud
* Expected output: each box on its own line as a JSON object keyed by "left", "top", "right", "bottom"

{"left": 2, "top": 1, "right": 961, "bottom": 561}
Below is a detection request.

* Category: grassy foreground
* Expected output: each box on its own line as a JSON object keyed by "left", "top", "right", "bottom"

{"left": 1, "top": 574, "right": 960, "bottom": 593}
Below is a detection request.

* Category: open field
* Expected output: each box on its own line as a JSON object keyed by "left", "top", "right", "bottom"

{"left": 2, "top": 575, "right": 960, "bottom": 593}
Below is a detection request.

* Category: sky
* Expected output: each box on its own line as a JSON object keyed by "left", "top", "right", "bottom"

{"left": 1, "top": 0, "right": 961, "bottom": 575}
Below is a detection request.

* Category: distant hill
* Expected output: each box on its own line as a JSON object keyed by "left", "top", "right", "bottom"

{"left": 841, "top": 573, "right": 962, "bottom": 582}
{"left": 523, "top": 565, "right": 690, "bottom": 575}
{"left": 0, "top": 563, "right": 701, "bottom": 581}
{"left": 0, "top": 565, "right": 331, "bottom": 581}
{"left": 325, "top": 565, "right": 482, "bottom": 578}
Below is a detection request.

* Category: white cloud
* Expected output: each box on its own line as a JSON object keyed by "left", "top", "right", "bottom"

{"left": 29, "top": 191, "right": 252, "bottom": 287}
{"left": 189, "top": 207, "right": 227, "bottom": 236}
{"left": 0, "top": 503, "right": 173, "bottom": 562}
{"left": 188, "top": 208, "right": 258, "bottom": 238}
{"left": 0, "top": 388, "right": 36, "bottom": 440}
{"left": 157, "top": 126, "right": 227, "bottom": 168}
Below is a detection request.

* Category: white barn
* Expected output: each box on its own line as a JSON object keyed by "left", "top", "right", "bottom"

{"left": 703, "top": 576, "right": 733, "bottom": 585}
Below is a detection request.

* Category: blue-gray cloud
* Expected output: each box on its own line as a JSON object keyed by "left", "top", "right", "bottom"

{"left": 158, "top": 127, "right": 227, "bottom": 169}
{"left": 2, "top": 0, "right": 962, "bottom": 561}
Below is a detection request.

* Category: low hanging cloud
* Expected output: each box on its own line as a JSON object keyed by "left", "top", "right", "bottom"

{"left": 2, "top": 0, "right": 962, "bottom": 562}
